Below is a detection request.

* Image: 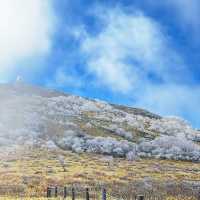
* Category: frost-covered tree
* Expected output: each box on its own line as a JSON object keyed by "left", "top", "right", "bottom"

{"left": 138, "top": 135, "right": 200, "bottom": 161}
{"left": 58, "top": 155, "right": 67, "bottom": 172}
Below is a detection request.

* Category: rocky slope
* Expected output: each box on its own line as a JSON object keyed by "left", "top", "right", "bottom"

{"left": 0, "top": 81, "right": 200, "bottom": 162}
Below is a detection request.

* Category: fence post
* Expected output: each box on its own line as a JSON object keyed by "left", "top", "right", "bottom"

{"left": 137, "top": 195, "right": 144, "bottom": 200}
{"left": 72, "top": 187, "right": 75, "bottom": 200}
{"left": 86, "top": 188, "right": 90, "bottom": 200}
{"left": 64, "top": 186, "right": 67, "bottom": 198}
{"left": 47, "top": 187, "right": 51, "bottom": 198}
{"left": 102, "top": 188, "right": 106, "bottom": 200}
{"left": 55, "top": 186, "right": 58, "bottom": 197}
{"left": 198, "top": 189, "right": 200, "bottom": 200}
{"left": 198, "top": 190, "right": 200, "bottom": 200}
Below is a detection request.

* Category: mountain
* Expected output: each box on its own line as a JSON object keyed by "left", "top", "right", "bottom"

{"left": 0, "top": 81, "right": 200, "bottom": 162}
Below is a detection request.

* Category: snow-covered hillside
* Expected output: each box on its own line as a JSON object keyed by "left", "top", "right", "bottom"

{"left": 0, "top": 82, "right": 200, "bottom": 162}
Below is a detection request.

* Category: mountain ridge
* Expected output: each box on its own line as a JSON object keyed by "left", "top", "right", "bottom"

{"left": 0, "top": 81, "right": 161, "bottom": 119}
{"left": 0, "top": 82, "right": 200, "bottom": 162}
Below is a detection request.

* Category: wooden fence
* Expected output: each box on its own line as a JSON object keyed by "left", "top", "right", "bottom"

{"left": 46, "top": 186, "right": 157, "bottom": 200}
{"left": 46, "top": 185, "right": 200, "bottom": 200}
{"left": 47, "top": 187, "right": 107, "bottom": 199}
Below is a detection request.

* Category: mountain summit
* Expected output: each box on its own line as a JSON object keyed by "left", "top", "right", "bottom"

{"left": 0, "top": 82, "right": 200, "bottom": 162}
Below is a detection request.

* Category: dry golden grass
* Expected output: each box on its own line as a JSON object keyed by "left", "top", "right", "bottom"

{"left": 0, "top": 146, "right": 200, "bottom": 198}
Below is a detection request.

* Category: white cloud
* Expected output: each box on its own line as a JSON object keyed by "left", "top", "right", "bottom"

{"left": 0, "top": 0, "right": 55, "bottom": 75}
{"left": 135, "top": 84, "right": 200, "bottom": 128}
{"left": 79, "top": 8, "right": 186, "bottom": 93}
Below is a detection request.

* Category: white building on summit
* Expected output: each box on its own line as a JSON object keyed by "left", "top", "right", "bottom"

{"left": 16, "top": 76, "right": 23, "bottom": 83}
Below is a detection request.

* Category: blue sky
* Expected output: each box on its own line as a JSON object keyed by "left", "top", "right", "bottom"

{"left": 0, "top": 0, "right": 200, "bottom": 128}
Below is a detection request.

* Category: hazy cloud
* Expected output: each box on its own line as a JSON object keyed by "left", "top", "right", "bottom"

{"left": 135, "top": 84, "right": 200, "bottom": 128}
{"left": 167, "top": 0, "right": 200, "bottom": 33}
{"left": 49, "top": 67, "right": 84, "bottom": 89}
